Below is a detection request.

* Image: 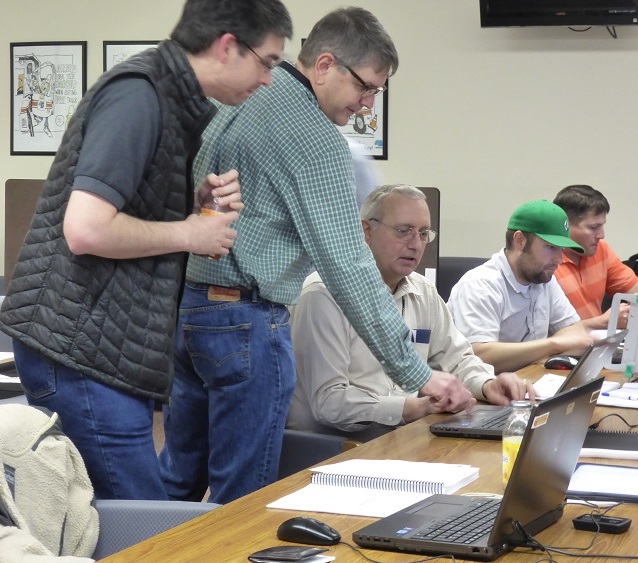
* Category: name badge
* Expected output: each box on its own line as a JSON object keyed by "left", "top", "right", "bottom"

{"left": 410, "top": 329, "right": 431, "bottom": 344}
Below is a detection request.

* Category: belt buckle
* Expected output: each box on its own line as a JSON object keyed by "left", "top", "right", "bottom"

{"left": 207, "top": 286, "right": 241, "bottom": 302}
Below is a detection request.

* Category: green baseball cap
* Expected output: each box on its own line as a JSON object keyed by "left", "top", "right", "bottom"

{"left": 507, "top": 199, "right": 584, "bottom": 253}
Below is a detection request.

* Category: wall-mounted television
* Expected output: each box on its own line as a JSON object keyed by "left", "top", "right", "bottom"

{"left": 480, "top": 0, "right": 638, "bottom": 27}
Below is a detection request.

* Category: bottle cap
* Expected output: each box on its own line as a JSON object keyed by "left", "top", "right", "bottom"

{"left": 510, "top": 400, "right": 532, "bottom": 408}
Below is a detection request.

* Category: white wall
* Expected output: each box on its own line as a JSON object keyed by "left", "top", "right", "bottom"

{"left": 1, "top": 0, "right": 637, "bottom": 275}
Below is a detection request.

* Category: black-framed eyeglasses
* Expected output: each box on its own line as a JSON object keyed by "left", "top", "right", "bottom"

{"left": 332, "top": 55, "right": 387, "bottom": 98}
{"left": 369, "top": 218, "right": 437, "bottom": 243}
{"left": 237, "top": 39, "right": 280, "bottom": 71}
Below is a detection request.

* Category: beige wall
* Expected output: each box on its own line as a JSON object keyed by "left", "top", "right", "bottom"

{"left": 1, "top": 0, "right": 637, "bottom": 276}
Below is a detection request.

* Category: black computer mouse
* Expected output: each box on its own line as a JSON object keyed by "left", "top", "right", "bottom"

{"left": 544, "top": 355, "right": 578, "bottom": 370}
{"left": 277, "top": 516, "right": 341, "bottom": 545}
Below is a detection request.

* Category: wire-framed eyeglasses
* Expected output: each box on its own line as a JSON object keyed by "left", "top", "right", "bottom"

{"left": 332, "top": 55, "right": 387, "bottom": 98}
{"left": 370, "top": 218, "right": 437, "bottom": 243}
{"left": 237, "top": 39, "right": 281, "bottom": 71}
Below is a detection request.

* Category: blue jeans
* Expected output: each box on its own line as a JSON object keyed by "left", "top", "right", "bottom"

{"left": 13, "top": 339, "right": 167, "bottom": 500}
{"left": 158, "top": 283, "right": 296, "bottom": 504}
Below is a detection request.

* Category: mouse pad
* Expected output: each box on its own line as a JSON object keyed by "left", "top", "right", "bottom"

{"left": 248, "top": 545, "right": 328, "bottom": 562}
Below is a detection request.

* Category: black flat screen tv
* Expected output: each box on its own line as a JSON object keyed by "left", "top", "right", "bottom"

{"left": 480, "top": 0, "right": 638, "bottom": 27}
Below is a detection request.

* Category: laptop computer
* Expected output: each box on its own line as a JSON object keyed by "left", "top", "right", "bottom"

{"left": 429, "top": 330, "right": 626, "bottom": 440}
{"left": 353, "top": 377, "right": 604, "bottom": 560}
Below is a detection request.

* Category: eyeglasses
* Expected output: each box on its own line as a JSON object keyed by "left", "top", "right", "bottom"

{"left": 237, "top": 39, "right": 281, "bottom": 71}
{"left": 332, "top": 55, "right": 387, "bottom": 98}
{"left": 369, "top": 218, "right": 437, "bottom": 243}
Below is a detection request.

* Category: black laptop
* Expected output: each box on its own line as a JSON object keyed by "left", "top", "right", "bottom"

{"left": 353, "top": 377, "right": 603, "bottom": 560}
{"left": 429, "top": 330, "right": 626, "bottom": 440}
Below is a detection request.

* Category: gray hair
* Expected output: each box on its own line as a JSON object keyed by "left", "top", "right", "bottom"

{"left": 360, "top": 184, "right": 426, "bottom": 221}
{"left": 298, "top": 7, "right": 399, "bottom": 76}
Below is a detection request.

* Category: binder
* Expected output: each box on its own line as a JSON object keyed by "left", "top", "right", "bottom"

{"left": 582, "top": 428, "right": 638, "bottom": 450}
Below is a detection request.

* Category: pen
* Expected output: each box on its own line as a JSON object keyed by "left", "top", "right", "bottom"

{"left": 602, "top": 391, "right": 638, "bottom": 401}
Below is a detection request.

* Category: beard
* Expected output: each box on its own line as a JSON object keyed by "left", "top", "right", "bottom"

{"left": 517, "top": 255, "right": 555, "bottom": 285}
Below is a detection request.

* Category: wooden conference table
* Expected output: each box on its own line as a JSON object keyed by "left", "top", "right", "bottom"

{"left": 100, "top": 365, "right": 638, "bottom": 562}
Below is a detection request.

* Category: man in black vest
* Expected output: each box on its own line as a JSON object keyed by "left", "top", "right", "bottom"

{"left": 0, "top": 0, "right": 293, "bottom": 500}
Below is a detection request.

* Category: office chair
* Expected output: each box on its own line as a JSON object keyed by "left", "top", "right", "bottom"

{"left": 92, "top": 499, "right": 220, "bottom": 559}
{"left": 278, "top": 429, "right": 360, "bottom": 480}
{"left": 436, "top": 256, "right": 487, "bottom": 302}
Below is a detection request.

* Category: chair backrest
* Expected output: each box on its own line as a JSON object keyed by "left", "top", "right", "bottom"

{"left": 278, "top": 429, "right": 359, "bottom": 480}
{"left": 92, "top": 499, "right": 219, "bottom": 559}
{"left": 436, "top": 256, "right": 487, "bottom": 302}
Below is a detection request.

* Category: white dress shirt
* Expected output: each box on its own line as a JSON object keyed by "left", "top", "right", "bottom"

{"left": 287, "top": 271, "right": 495, "bottom": 434}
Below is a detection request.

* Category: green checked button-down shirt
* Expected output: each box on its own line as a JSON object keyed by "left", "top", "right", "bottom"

{"left": 187, "top": 62, "right": 431, "bottom": 393}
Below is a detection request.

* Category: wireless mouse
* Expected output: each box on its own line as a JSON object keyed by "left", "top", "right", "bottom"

{"left": 544, "top": 355, "right": 578, "bottom": 370}
{"left": 277, "top": 516, "right": 341, "bottom": 546}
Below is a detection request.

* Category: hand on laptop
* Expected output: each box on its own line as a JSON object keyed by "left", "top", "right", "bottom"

{"left": 482, "top": 373, "right": 536, "bottom": 406}
{"left": 419, "top": 370, "right": 475, "bottom": 413}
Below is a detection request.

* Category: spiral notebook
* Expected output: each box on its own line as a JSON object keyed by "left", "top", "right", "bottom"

{"left": 266, "top": 459, "right": 479, "bottom": 518}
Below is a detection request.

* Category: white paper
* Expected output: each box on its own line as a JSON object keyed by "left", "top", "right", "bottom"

{"left": 533, "top": 373, "right": 619, "bottom": 400}
{"left": 569, "top": 464, "right": 638, "bottom": 497}
{"left": 267, "top": 483, "right": 430, "bottom": 518}
{"left": 0, "top": 373, "right": 19, "bottom": 384}
{"left": 580, "top": 447, "right": 638, "bottom": 460}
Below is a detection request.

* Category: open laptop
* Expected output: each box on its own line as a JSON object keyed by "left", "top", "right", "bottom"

{"left": 353, "top": 377, "right": 603, "bottom": 560}
{"left": 429, "top": 330, "right": 626, "bottom": 440}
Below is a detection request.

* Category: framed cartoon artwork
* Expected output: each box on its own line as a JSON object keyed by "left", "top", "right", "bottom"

{"left": 103, "top": 41, "right": 159, "bottom": 71}
{"left": 11, "top": 41, "right": 87, "bottom": 155}
{"left": 335, "top": 82, "right": 388, "bottom": 160}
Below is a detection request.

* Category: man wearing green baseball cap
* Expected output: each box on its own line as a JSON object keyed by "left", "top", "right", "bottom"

{"left": 447, "top": 200, "right": 597, "bottom": 373}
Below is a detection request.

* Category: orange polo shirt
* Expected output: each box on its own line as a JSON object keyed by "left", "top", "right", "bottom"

{"left": 555, "top": 240, "right": 638, "bottom": 319}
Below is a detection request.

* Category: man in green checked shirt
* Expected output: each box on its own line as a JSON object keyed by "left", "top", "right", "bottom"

{"left": 159, "top": 7, "right": 474, "bottom": 505}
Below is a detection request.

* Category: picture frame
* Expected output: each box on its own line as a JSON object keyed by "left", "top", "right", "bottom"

{"left": 10, "top": 41, "right": 87, "bottom": 156}
{"left": 103, "top": 41, "right": 159, "bottom": 72}
{"left": 336, "top": 82, "right": 388, "bottom": 161}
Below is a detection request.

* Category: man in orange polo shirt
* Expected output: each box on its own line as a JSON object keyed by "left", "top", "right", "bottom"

{"left": 553, "top": 185, "right": 638, "bottom": 328}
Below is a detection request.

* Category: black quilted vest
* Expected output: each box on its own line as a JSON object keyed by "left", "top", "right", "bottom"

{"left": 0, "top": 41, "right": 216, "bottom": 401}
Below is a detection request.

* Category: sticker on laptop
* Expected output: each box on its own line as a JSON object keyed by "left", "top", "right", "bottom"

{"left": 590, "top": 390, "right": 600, "bottom": 403}
{"left": 531, "top": 412, "right": 549, "bottom": 428}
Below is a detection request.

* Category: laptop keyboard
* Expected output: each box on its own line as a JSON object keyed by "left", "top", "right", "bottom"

{"left": 412, "top": 499, "right": 501, "bottom": 544}
{"left": 478, "top": 411, "right": 510, "bottom": 429}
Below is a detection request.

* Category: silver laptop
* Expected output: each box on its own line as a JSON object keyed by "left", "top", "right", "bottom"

{"left": 429, "top": 330, "right": 626, "bottom": 440}
{"left": 353, "top": 377, "right": 603, "bottom": 560}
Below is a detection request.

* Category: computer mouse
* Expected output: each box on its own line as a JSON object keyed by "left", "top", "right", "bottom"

{"left": 544, "top": 355, "right": 578, "bottom": 370}
{"left": 277, "top": 516, "right": 341, "bottom": 545}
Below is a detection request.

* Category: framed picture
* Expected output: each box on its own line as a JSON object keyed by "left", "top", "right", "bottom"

{"left": 103, "top": 41, "right": 159, "bottom": 72}
{"left": 336, "top": 82, "right": 388, "bottom": 160}
{"left": 10, "top": 41, "right": 87, "bottom": 155}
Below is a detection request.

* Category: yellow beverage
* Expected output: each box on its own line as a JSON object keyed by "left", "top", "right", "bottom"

{"left": 502, "top": 435, "right": 523, "bottom": 486}
{"left": 199, "top": 207, "right": 223, "bottom": 260}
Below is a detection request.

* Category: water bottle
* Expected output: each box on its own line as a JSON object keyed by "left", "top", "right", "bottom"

{"left": 199, "top": 197, "right": 225, "bottom": 260}
{"left": 502, "top": 400, "right": 532, "bottom": 487}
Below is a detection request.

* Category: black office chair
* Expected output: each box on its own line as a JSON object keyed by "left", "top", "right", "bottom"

{"left": 278, "top": 429, "right": 360, "bottom": 480}
{"left": 436, "top": 256, "right": 487, "bottom": 302}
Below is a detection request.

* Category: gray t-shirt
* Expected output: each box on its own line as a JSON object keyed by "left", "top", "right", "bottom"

{"left": 73, "top": 77, "right": 161, "bottom": 210}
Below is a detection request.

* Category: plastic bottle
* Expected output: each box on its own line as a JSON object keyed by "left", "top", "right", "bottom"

{"left": 199, "top": 198, "right": 224, "bottom": 260}
{"left": 502, "top": 400, "right": 532, "bottom": 487}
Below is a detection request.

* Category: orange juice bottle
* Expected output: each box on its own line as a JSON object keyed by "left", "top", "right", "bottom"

{"left": 200, "top": 199, "right": 224, "bottom": 260}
